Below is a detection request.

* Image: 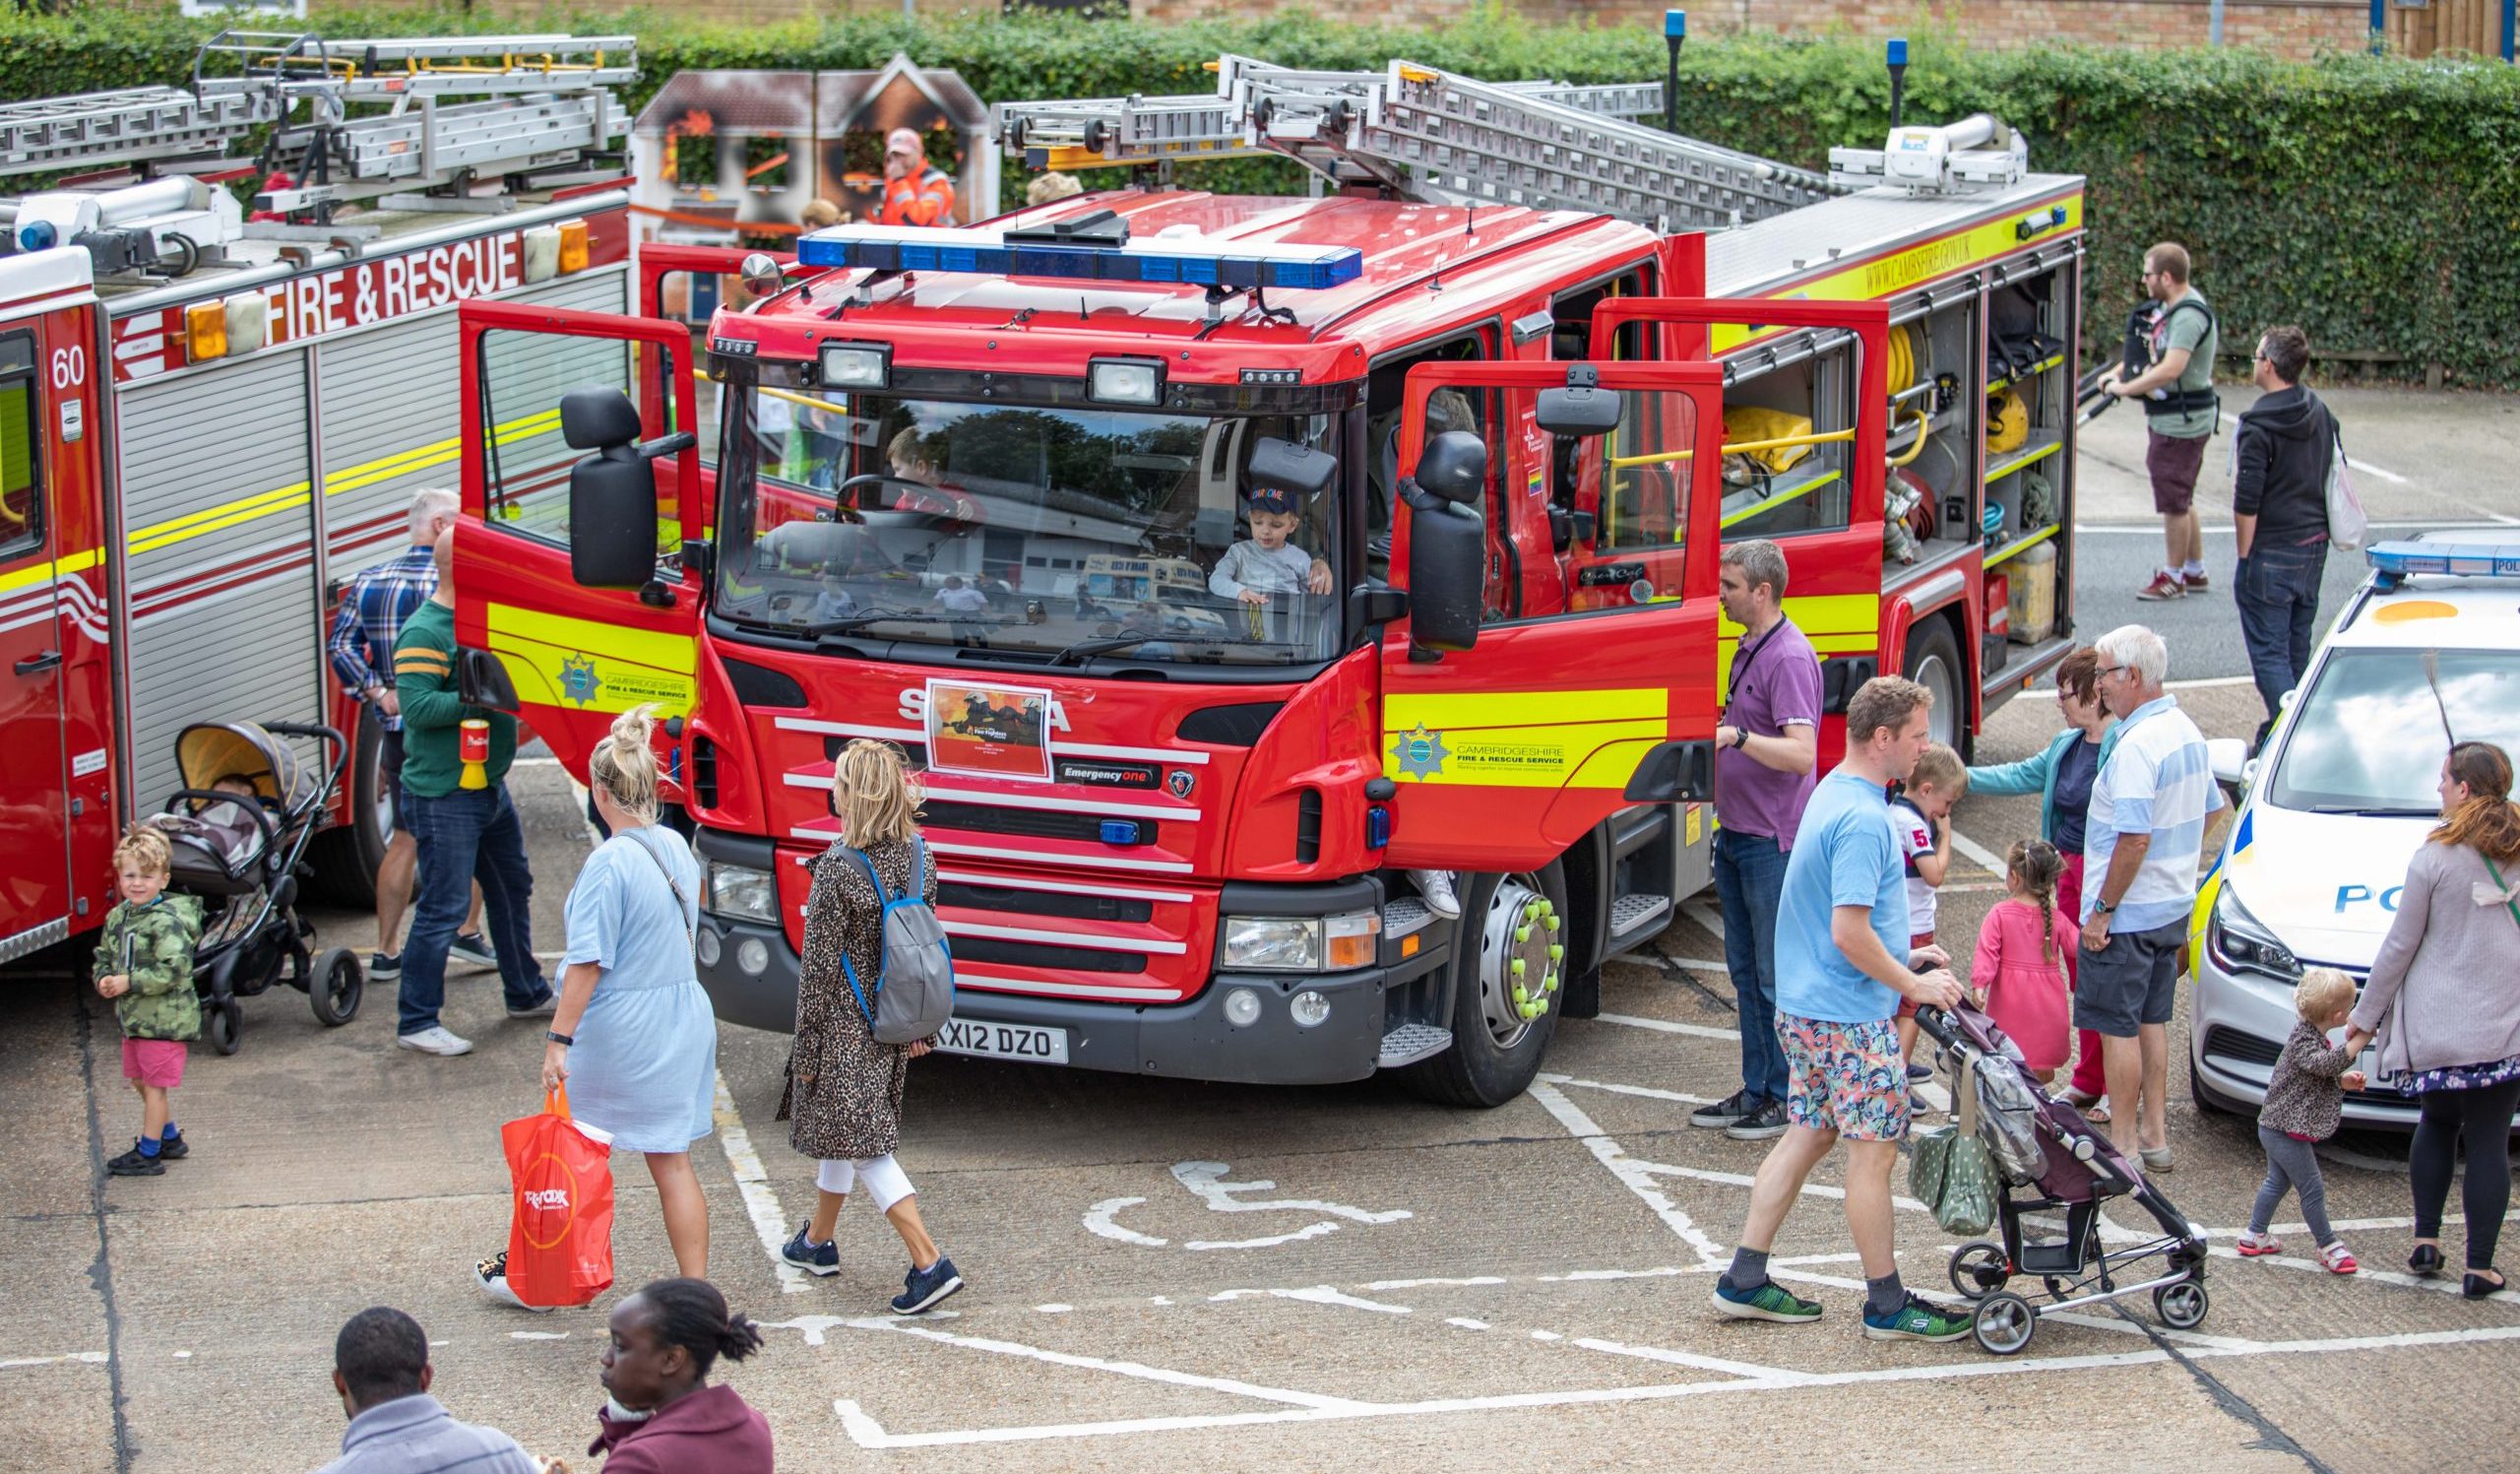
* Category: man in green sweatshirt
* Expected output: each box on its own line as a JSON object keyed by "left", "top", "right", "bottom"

{"left": 391, "top": 527, "right": 552, "bottom": 1056}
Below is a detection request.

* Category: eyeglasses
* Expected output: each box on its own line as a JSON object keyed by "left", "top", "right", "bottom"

{"left": 2097, "top": 664, "right": 2132, "bottom": 680}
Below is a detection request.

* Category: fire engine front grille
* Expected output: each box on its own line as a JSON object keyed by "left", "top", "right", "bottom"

{"left": 921, "top": 800, "right": 1159, "bottom": 847}
{"left": 951, "top": 936, "right": 1147, "bottom": 974}
{"left": 938, "top": 881, "right": 1154, "bottom": 925}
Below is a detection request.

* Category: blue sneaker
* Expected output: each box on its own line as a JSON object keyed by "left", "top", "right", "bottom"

{"left": 891, "top": 1255, "right": 964, "bottom": 1315}
{"left": 1711, "top": 1278, "right": 1822, "bottom": 1323}
{"left": 450, "top": 931, "right": 497, "bottom": 970}
{"left": 782, "top": 1224, "right": 840, "bottom": 1277}
{"left": 1861, "top": 1292, "right": 1973, "bottom": 1342}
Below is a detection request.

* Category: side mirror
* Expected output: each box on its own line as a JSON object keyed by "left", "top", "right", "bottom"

{"left": 1247, "top": 436, "right": 1335, "bottom": 500}
{"left": 455, "top": 646, "right": 521, "bottom": 714}
{"left": 2205, "top": 737, "right": 2249, "bottom": 789}
{"left": 1818, "top": 655, "right": 1879, "bottom": 715}
{"left": 1402, "top": 431, "right": 1487, "bottom": 657}
{"left": 1536, "top": 364, "right": 1621, "bottom": 438}
{"left": 563, "top": 387, "right": 696, "bottom": 589}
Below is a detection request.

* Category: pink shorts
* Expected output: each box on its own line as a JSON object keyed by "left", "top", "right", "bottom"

{"left": 122, "top": 1039, "right": 187, "bottom": 1089}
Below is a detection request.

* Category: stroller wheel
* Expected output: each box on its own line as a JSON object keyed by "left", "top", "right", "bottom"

{"left": 1948, "top": 1241, "right": 2010, "bottom": 1300}
{"left": 2154, "top": 1280, "right": 2209, "bottom": 1330}
{"left": 1972, "top": 1292, "right": 2037, "bottom": 1356}
{"left": 207, "top": 998, "right": 242, "bottom": 1057}
{"left": 309, "top": 947, "right": 363, "bottom": 1028}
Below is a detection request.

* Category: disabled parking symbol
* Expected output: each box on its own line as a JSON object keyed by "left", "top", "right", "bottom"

{"left": 1084, "top": 1160, "right": 1413, "bottom": 1250}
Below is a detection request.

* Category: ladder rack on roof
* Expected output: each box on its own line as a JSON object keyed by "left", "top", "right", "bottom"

{"left": 996, "top": 55, "right": 1841, "bottom": 232}
{"left": 192, "top": 31, "right": 641, "bottom": 103}
{"left": 0, "top": 86, "right": 282, "bottom": 180}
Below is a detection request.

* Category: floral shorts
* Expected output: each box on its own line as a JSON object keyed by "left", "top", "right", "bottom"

{"left": 1777, "top": 1012, "right": 1910, "bottom": 1142}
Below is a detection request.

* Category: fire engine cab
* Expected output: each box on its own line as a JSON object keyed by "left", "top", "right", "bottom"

{"left": 0, "top": 32, "right": 647, "bottom": 971}
{"left": 459, "top": 36, "right": 2088, "bottom": 1106}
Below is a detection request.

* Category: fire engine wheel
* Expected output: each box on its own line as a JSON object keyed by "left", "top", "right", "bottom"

{"left": 1401, "top": 865, "right": 1569, "bottom": 1110}
{"left": 1901, "top": 617, "right": 1968, "bottom": 759}
{"left": 308, "top": 705, "right": 389, "bottom": 908}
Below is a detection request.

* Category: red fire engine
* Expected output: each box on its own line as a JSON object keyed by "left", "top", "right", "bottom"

{"left": 460, "top": 43, "right": 2088, "bottom": 1105}
{"left": 0, "top": 32, "right": 655, "bottom": 973}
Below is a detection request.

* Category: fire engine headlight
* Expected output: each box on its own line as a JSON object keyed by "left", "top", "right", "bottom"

{"left": 818, "top": 342, "right": 890, "bottom": 390}
{"left": 704, "top": 862, "right": 779, "bottom": 925}
{"left": 1088, "top": 357, "right": 1165, "bottom": 407}
{"left": 1290, "top": 990, "right": 1332, "bottom": 1029}
{"left": 1222, "top": 917, "right": 1319, "bottom": 972}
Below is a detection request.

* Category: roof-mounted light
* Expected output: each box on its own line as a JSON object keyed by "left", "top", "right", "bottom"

{"left": 818, "top": 341, "right": 890, "bottom": 390}
{"left": 1088, "top": 357, "right": 1165, "bottom": 407}
{"left": 796, "top": 221, "right": 1362, "bottom": 291}
{"left": 2366, "top": 539, "right": 2520, "bottom": 590}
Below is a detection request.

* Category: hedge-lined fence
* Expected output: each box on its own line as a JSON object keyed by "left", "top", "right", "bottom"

{"left": 6, "top": 8, "right": 2518, "bottom": 386}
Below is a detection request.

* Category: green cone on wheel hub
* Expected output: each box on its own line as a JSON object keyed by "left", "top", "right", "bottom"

{"left": 1512, "top": 985, "right": 1529, "bottom": 1005}
{"left": 1515, "top": 925, "right": 1532, "bottom": 942}
{"left": 1510, "top": 958, "right": 1527, "bottom": 978}
{"left": 1524, "top": 901, "right": 1542, "bottom": 921}
{"left": 1548, "top": 943, "right": 1564, "bottom": 962}
{"left": 1544, "top": 914, "right": 1560, "bottom": 932}
{"left": 1544, "top": 973, "right": 1558, "bottom": 993}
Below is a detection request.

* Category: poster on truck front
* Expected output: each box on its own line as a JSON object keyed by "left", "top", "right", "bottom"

{"left": 923, "top": 678, "right": 1053, "bottom": 783}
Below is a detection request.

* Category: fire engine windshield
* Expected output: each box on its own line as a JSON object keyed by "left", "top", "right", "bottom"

{"left": 711, "top": 386, "right": 1344, "bottom": 666}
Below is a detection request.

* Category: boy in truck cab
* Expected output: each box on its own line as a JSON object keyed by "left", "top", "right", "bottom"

{"left": 1207, "top": 484, "right": 1333, "bottom": 604}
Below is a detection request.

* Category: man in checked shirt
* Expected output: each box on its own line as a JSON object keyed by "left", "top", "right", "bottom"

{"left": 327, "top": 489, "right": 489, "bottom": 983}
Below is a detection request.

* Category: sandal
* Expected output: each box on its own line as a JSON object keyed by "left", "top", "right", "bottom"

{"left": 2086, "top": 1099, "right": 2111, "bottom": 1124}
{"left": 2409, "top": 1244, "right": 2445, "bottom": 1278}
{"left": 2321, "top": 1243, "right": 2358, "bottom": 1275}
{"left": 2236, "top": 1231, "right": 2284, "bottom": 1257}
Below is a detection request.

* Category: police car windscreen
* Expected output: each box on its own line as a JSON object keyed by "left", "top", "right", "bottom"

{"left": 2268, "top": 649, "right": 2520, "bottom": 813}
{"left": 711, "top": 388, "right": 1345, "bottom": 666}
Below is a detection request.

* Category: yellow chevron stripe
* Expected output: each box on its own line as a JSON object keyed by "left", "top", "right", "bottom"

{"left": 0, "top": 546, "right": 102, "bottom": 598}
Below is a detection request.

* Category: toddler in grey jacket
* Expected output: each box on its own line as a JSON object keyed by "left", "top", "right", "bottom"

{"left": 2237, "top": 968, "right": 2366, "bottom": 1273}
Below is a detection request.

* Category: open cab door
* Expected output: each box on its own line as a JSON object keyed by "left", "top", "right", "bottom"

{"left": 455, "top": 296, "right": 707, "bottom": 790}
{"left": 1380, "top": 358, "right": 1730, "bottom": 875}
{"left": 1595, "top": 297, "right": 1893, "bottom": 763}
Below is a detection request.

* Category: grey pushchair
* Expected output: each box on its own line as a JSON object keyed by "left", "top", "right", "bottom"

{"left": 1917, "top": 1002, "right": 2212, "bottom": 1355}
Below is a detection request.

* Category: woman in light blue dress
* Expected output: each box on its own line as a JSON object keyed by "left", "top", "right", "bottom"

{"left": 476, "top": 706, "right": 719, "bottom": 1307}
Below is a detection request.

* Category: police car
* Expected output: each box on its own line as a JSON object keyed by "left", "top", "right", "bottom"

{"left": 2189, "top": 533, "right": 2520, "bottom": 1128}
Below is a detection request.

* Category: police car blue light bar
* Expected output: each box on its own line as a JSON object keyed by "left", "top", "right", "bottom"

{"left": 795, "top": 224, "right": 1363, "bottom": 291}
{"left": 2366, "top": 539, "right": 2520, "bottom": 589}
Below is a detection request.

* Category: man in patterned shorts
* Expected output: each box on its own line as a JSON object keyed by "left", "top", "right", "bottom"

{"left": 1711, "top": 675, "right": 1971, "bottom": 1342}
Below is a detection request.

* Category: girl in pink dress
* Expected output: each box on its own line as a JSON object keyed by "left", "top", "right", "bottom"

{"left": 1971, "top": 840, "right": 2078, "bottom": 1082}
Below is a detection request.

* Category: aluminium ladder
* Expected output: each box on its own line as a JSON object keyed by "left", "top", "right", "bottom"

{"left": 997, "top": 55, "right": 1841, "bottom": 232}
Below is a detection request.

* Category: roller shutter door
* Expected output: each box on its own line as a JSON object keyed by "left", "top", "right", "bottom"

{"left": 117, "top": 350, "right": 319, "bottom": 810}
{"left": 320, "top": 265, "right": 630, "bottom": 577}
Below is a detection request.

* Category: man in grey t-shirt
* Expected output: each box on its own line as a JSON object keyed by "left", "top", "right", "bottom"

{"left": 2100, "top": 241, "right": 2220, "bottom": 602}
{"left": 316, "top": 1308, "right": 538, "bottom": 1473}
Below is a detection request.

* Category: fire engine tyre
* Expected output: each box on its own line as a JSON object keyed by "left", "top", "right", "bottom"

{"left": 1901, "top": 617, "right": 1968, "bottom": 760}
{"left": 1401, "top": 865, "right": 1569, "bottom": 1110}
{"left": 308, "top": 947, "right": 363, "bottom": 1027}
{"left": 308, "top": 706, "right": 390, "bottom": 909}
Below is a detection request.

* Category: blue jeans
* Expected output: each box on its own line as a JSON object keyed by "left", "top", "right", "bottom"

{"left": 2236, "top": 540, "right": 2326, "bottom": 746}
{"left": 1712, "top": 828, "right": 1790, "bottom": 1106}
{"left": 399, "top": 782, "right": 548, "bottom": 1034}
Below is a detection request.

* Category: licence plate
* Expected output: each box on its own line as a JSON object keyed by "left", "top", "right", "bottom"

{"left": 933, "top": 1017, "right": 1069, "bottom": 1064}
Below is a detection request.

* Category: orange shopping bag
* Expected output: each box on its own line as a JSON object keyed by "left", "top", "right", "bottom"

{"left": 501, "top": 1087, "right": 614, "bottom": 1308}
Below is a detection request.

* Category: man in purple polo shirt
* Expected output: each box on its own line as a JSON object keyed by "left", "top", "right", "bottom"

{"left": 1691, "top": 540, "right": 1823, "bottom": 1142}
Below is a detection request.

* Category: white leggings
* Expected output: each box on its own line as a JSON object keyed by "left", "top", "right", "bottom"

{"left": 815, "top": 1154, "right": 914, "bottom": 1212}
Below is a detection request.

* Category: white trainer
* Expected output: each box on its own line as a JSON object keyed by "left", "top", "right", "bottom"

{"left": 1410, "top": 869, "right": 1462, "bottom": 920}
{"left": 396, "top": 1025, "right": 473, "bottom": 1057}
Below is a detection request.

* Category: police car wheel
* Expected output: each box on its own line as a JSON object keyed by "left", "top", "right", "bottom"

{"left": 1400, "top": 865, "right": 1569, "bottom": 1110}
{"left": 2188, "top": 1052, "right": 2241, "bottom": 1118}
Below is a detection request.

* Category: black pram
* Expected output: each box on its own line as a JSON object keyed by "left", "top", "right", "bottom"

{"left": 1917, "top": 1002, "right": 2212, "bottom": 1355}
{"left": 149, "top": 721, "right": 364, "bottom": 1055}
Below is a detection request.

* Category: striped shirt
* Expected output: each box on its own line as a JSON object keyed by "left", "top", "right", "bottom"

{"left": 2083, "top": 694, "right": 2223, "bottom": 932}
{"left": 326, "top": 545, "right": 437, "bottom": 732}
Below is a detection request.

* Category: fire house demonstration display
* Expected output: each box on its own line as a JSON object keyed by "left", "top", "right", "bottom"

{"left": 0, "top": 32, "right": 691, "bottom": 971}
{"left": 444, "top": 33, "right": 2089, "bottom": 1108}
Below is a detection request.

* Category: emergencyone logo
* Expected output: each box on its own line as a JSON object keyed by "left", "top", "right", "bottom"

{"left": 523, "top": 1187, "right": 571, "bottom": 1212}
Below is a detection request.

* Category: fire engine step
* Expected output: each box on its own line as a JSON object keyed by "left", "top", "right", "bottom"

{"left": 1382, "top": 895, "right": 1438, "bottom": 942}
{"left": 1606, "top": 892, "right": 1673, "bottom": 945}
{"left": 1377, "top": 1023, "right": 1453, "bottom": 1068}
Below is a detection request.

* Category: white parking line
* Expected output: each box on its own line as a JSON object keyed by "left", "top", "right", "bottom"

{"left": 1591, "top": 1013, "right": 1740, "bottom": 1042}
{"left": 2215, "top": 413, "right": 2409, "bottom": 484}
{"left": 1544, "top": 1073, "right": 1719, "bottom": 1108}
{"left": 1526, "top": 1079, "right": 1729, "bottom": 1264}
{"left": 715, "top": 1072, "right": 809, "bottom": 1296}
{"left": 850, "top": 1316, "right": 1369, "bottom": 1410}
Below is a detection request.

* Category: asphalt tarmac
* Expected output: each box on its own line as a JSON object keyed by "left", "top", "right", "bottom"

{"left": 8, "top": 675, "right": 2518, "bottom": 1473}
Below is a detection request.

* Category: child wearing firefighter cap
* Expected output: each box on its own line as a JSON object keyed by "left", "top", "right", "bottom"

{"left": 94, "top": 826, "right": 204, "bottom": 1177}
{"left": 1208, "top": 485, "right": 1334, "bottom": 604}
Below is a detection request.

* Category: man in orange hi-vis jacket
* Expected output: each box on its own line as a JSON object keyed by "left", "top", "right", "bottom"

{"left": 877, "top": 127, "right": 956, "bottom": 227}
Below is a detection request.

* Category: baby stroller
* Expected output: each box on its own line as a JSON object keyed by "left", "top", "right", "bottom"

{"left": 1916, "top": 1002, "right": 2211, "bottom": 1356}
{"left": 150, "top": 721, "right": 363, "bottom": 1056}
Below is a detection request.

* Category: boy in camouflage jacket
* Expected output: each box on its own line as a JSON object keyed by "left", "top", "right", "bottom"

{"left": 94, "top": 828, "right": 204, "bottom": 1177}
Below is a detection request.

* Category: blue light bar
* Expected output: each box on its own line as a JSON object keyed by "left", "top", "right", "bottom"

{"left": 1888, "top": 36, "right": 1910, "bottom": 66}
{"left": 796, "top": 224, "right": 1363, "bottom": 291}
{"left": 1666, "top": 10, "right": 1686, "bottom": 37}
{"left": 2366, "top": 539, "right": 2520, "bottom": 589}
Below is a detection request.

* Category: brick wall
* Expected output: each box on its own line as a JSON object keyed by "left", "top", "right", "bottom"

{"left": 1127, "top": 0, "right": 2376, "bottom": 59}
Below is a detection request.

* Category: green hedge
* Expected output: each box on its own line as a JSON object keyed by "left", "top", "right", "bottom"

{"left": 7, "top": 8, "right": 2517, "bottom": 386}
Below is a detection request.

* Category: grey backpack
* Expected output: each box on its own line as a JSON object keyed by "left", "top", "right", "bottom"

{"left": 839, "top": 839, "right": 955, "bottom": 1045}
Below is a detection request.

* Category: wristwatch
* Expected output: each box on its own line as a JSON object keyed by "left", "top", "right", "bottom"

{"left": 2091, "top": 898, "right": 2117, "bottom": 917}
{"left": 1731, "top": 727, "right": 1750, "bottom": 750}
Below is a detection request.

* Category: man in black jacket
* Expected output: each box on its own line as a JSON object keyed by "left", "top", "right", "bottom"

{"left": 2232, "top": 325, "right": 2339, "bottom": 750}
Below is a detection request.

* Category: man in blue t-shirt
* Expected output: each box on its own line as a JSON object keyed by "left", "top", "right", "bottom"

{"left": 1711, "top": 675, "right": 1970, "bottom": 1344}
